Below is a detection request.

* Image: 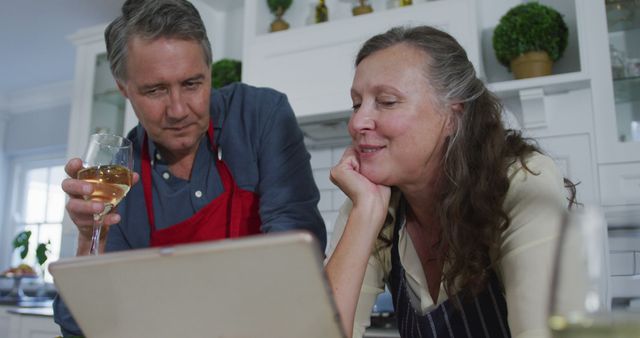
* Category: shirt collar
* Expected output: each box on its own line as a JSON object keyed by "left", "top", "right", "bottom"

{"left": 137, "top": 126, "right": 212, "bottom": 167}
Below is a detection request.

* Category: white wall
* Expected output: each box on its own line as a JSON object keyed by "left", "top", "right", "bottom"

{"left": 308, "top": 145, "right": 348, "bottom": 247}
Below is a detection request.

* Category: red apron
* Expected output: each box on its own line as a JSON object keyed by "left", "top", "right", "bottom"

{"left": 141, "top": 123, "right": 261, "bottom": 247}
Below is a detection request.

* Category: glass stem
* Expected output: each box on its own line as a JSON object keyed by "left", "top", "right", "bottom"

{"left": 90, "top": 214, "right": 103, "bottom": 256}
{"left": 90, "top": 205, "right": 112, "bottom": 256}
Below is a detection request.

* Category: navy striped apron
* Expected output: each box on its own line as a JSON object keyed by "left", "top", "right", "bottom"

{"left": 388, "top": 204, "right": 511, "bottom": 338}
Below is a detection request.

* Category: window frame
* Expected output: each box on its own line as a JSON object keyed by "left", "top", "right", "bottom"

{"left": 0, "top": 151, "right": 66, "bottom": 278}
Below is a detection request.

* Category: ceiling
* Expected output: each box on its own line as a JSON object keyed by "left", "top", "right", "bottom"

{"left": 0, "top": 0, "right": 124, "bottom": 99}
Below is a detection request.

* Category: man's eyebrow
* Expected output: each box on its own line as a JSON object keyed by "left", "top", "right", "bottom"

{"left": 184, "top": 74, "right": 205, "bottom": 82}
{"left": 138, "top": 80, "right": 165, "bottom": 91}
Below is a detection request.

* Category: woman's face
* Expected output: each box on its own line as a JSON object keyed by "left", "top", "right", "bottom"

{"left": 349, "top": 43, "right": 453, "bottom": 189}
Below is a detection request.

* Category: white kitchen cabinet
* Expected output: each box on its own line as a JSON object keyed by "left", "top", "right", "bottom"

{"left": 588, "top": 0, "right": 640, "bottom": 161}
{"left": 584, "top": 1, "right": 640, "bottom": 213}
{"left": 242, "top": 0, "right": 481, "bottom": 120}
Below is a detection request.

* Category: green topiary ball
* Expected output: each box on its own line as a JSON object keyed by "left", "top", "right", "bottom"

{"left": 493, "top": 2, "right": 568, "bottom": 68}
{"left": 267, "top": 0, "right": 293, "bottom": 14}
{"left": 211, "top": 59, "right": 242, "bottom": 89}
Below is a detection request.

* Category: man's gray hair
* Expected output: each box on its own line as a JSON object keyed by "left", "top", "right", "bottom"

{"left": 105, "top": 0, "right": 212, "bottom": 81}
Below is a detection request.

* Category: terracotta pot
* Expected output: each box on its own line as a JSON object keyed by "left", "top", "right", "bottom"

{"left": 352, "top": 4, "right": 373, "bottom": 16}
{"left": 270, "top": 7, "right": 289, "bottom": 32}
{"left": 510, "top": 51, "right": 553, "bottom": 79}
{"left": 270, "top": 18, "right": 289, "bottom": 32}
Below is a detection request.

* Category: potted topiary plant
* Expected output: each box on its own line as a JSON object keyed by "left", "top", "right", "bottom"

{"left": 211, "top": 59, "right": 242, "bottom": 89}
{"left": 492, "top": 2, "right": 568, "bottom": 79}
{"left": 267, "top": 0, "right": 293, "bottom": 32}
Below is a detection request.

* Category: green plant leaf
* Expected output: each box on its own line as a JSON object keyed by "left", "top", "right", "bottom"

{"left": 13, "top": 231, "right": 31, "bottom": 260}
{"left": 211, "top": 59, "right": 242, "bottom": 89}
{"left": 267, "top": 0, "right": 293, "bottom": 14}
{"left": 36, "top": 241, "right": 51, "bottom": 266}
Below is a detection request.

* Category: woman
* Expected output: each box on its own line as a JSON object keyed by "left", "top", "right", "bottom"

{"left": 325, "top": 26, "right": 576, "bottom": 338}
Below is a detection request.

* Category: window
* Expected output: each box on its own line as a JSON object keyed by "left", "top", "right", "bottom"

{"left": 7, "top": 156, "right": 65, "bottom": 283}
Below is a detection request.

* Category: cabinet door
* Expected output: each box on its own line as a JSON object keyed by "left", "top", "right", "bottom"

{"left": 537, "top": 134, "right": 598, "bottom": 205}
{"left": 66, "top": 25, "right": 137, "bottom": 160}
{"left": 242, "top": 0, "right": 481, "bottom": 120}
{"left": 589, "top": 0, "right": 640, "bottom": 163}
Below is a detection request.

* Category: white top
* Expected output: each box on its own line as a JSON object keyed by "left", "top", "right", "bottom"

{"left": 327, "top": 153, "right": 572, "bottom": 338}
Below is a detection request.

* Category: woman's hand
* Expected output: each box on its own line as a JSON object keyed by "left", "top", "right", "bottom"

{"left": 330, "top": 146, "right": 391, "bottom": 222}
{"left": 326, "top": 146, "right": 391, "bottom": 337}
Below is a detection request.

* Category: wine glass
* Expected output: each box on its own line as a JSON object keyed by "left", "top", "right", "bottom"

{"left": 548, "top": 206, "right": 639, "bottom": 337}
{"left": 78, "top": 133, "right": 133, "bottom": 255}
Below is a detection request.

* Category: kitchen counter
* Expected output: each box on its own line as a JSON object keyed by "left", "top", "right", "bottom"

{"left": 7, "top": 306, "right": 53, "bottom": 317}
{"left": 0, "top": 298, "right": 53, "bottom": 308}
{"left": 1, "top": 303, "right": 59, "bottom": 338}
{"left": 364, "top": 327, "right": 401, "bottom": 338}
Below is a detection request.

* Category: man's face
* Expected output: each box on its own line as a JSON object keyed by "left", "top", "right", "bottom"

{"left": 117, "top": 36, "right": 211, "bottom": 157}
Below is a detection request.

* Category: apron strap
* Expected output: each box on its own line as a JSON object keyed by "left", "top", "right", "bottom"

{"left": 141, "top": 134, "right": 156, "bottom": 231}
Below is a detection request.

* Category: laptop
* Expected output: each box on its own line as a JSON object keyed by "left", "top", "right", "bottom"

{"left": 49, "top": 231, "right": 346, "bottom": 338}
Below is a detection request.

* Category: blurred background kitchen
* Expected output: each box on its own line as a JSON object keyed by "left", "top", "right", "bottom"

{"left": 0, "top": 0, "right": 639, "bottom": 337}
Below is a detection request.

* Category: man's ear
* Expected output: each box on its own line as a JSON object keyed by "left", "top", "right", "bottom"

{"left": 116, "top": 80, "right": 129, "bottom": 99}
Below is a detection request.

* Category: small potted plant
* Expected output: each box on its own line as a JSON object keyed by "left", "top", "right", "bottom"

{"left": 267, "top": 0, "right": 293, "bottom": 32}
{"left": 211, "top": 59, "right": 242, "bottom": 89}
{"left": 1, "top": 231, "right": 37, "bottom": 277}
{"left": 492, "top": 2, "right": 568, "bottom": 79}
{"left": 1, "top": 231, "right": 37, "bottom": 301}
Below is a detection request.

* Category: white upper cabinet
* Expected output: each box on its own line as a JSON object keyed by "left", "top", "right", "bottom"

{"left": 584, "top": 0, "right": 640, "bottom": 211}
{"left": 66, "top": 25, "right": 137, "bottom": 160}
{"left": 586, "top": 0, "right": 640, "bottom": 164}
{"left": 241, "top": 0, "right": 481, "bottom": 120}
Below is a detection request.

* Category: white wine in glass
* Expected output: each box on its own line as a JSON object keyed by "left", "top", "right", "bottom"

{"left": 548, "top": 206, "right": 640, "bottom": 337}
{"left": 78, "top": 133, "right": 133, "bottom": 255}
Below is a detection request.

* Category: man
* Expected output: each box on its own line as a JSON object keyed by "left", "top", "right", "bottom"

{"left": 54, "top": 0, "right": 326, "bottom": 335}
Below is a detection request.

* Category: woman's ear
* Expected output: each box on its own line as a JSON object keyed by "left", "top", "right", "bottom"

{"left": 444, "top": 103, "right": 463, "bottom": 136}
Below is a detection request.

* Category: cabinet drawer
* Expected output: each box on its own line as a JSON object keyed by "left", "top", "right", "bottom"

{"left": 599, "top": 162, "right": 640, "bottom": 206}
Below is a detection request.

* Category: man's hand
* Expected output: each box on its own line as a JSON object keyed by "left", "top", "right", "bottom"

{"left": 62, "top": 158, "right": 139, "bottom": 255}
